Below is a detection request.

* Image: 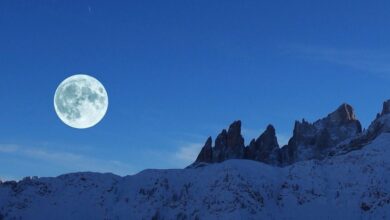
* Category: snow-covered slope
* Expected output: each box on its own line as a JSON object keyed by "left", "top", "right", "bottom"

{"left": 1, "top": 133, "right": 390, "bottom": 219}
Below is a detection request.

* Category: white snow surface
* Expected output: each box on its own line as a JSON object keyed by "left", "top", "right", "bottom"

{"left": 1, "top": 134, "right": 390, "bottom": 220}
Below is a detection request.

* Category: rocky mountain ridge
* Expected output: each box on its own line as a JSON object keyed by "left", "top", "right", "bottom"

{"left": 192, "top": 100, "right": 390, "bottom": 167}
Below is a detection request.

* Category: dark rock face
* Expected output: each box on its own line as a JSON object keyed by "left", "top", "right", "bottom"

{"left": 329, "top": 103, "right": 358, "bottom": 122}
{"left": 381, "top": 100, "right": 390, "bottom": 116}
{"left": 213, "top": 121, "right": 245, "bottom": 162}
{"left": 369, "top": 100, "right": 390, "bottom": 135}
{"left": 342, "top": 99, "right": 390, "bottom": 152}
{"left": 195, "top": 137, "right": 213, "bottom": 163}
{"left": 227, "top": 121, "right": 245, "bottom": 153}
{"left": 279, "top": 103, "right": 362, "bottom": 165}
{"left": 190, "top": 102, "right": 381, "bottom": 167}
{"left": 245, "top": 125, "right": 279, "bottom": 165}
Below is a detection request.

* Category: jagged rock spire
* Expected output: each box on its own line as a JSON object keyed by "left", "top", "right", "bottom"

{"left": 381, "top": 100, "right": 390, "bottom": 116}
{"left": 245, "top": 124, "right": 279, "bottom": 164}
{"left": 227, "top": 120, "right": 245, "bottom": 150}
{"left": 213, "top": 120, "right": 245, "bottom": 162}
{"left": 195, "top": 137, "right": 213, "bottom": 163}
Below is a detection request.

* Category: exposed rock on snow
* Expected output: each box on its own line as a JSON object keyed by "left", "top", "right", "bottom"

{"left": 245, "top": 124, "right": 279, "bottom": 165}
{"left": 280, "top": 103, "right": 362, "bottom": 165}
{"left": 343, "top": 100, "right": 390, "bottom": 152}
{"left": 381, "top": 100, "right": 390, "bottom": 116}
{"left": 195, "top": 137, "right": 213, "bottom": 163}
{"left": 213, "top": 120, "right": 245, "bottom": 163}
{"left": 193, "top": 103, "right": 363, "bottom": 167}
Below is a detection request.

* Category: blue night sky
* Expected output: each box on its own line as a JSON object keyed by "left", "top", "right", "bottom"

{"left": 1, "top": 1, "right": 390, "bottom": 180}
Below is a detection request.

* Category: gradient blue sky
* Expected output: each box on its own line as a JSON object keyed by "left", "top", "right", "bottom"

{"left": 1, "top": 1, "right": 390, "bottom": 179}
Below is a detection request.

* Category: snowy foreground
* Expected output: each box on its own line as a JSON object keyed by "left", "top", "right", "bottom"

{"left": 1, "top": 135, "right": 390, "bottom": 219}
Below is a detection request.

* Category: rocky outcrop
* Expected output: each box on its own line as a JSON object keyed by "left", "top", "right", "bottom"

{"left": 367, "top": 100, "right": 390, "bottom": 135}
{"left": 187, "top": 122, "right": 245, "bottom": 168}
{"left": 190, "top": 101, "right": 390, "bottom": 167}
{"left": 329, "top": 103, "right": 358, "bottom": 122}
{"left": 190, "top": 121, "right": 281, "bottom": 167}
{"left": 342, "top": 100, "right": 390, "bottom": 152}
{"left": 212, "top": 120, "right": 245, "bottom": 162}
{"left": 245, "top": 125, "right": 279, "bottom": 165}
{"left": 279, "top": 103, "right": 362, "bottom": 165}
{"left": 381, "top": 100, "right": 390, "bottom": 116}
{"left": 195, "top": 137, "right": 213, "bottom": 163}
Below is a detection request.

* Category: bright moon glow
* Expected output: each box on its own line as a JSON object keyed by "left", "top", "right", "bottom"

{"left": 54, "top": 74, "right": 108, "bottom": 129}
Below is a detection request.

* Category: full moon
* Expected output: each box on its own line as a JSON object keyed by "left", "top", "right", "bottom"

{"left": 54, "top": 74, "right": 108, "bottom": 129}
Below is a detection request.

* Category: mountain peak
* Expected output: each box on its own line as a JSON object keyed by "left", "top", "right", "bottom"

{"left": 265, "top": 124, "right": 276, "bottom": 135}
{"left": 328, "top": 103, "right": 357, "bottom": 123}
{"left": 226, "top": 120, "right": 244, "bottom": 149}
{"left": 246, "top": 124, "right": 279, "bottom": 164}
{"left": 227, "top": 120, "right": 241, "bottom": 136}
{"left": 381, "top": 100, "right": 390, "bottom": 116}
{"left": 195, "top": 137, "right": 213, "bottom": 163}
